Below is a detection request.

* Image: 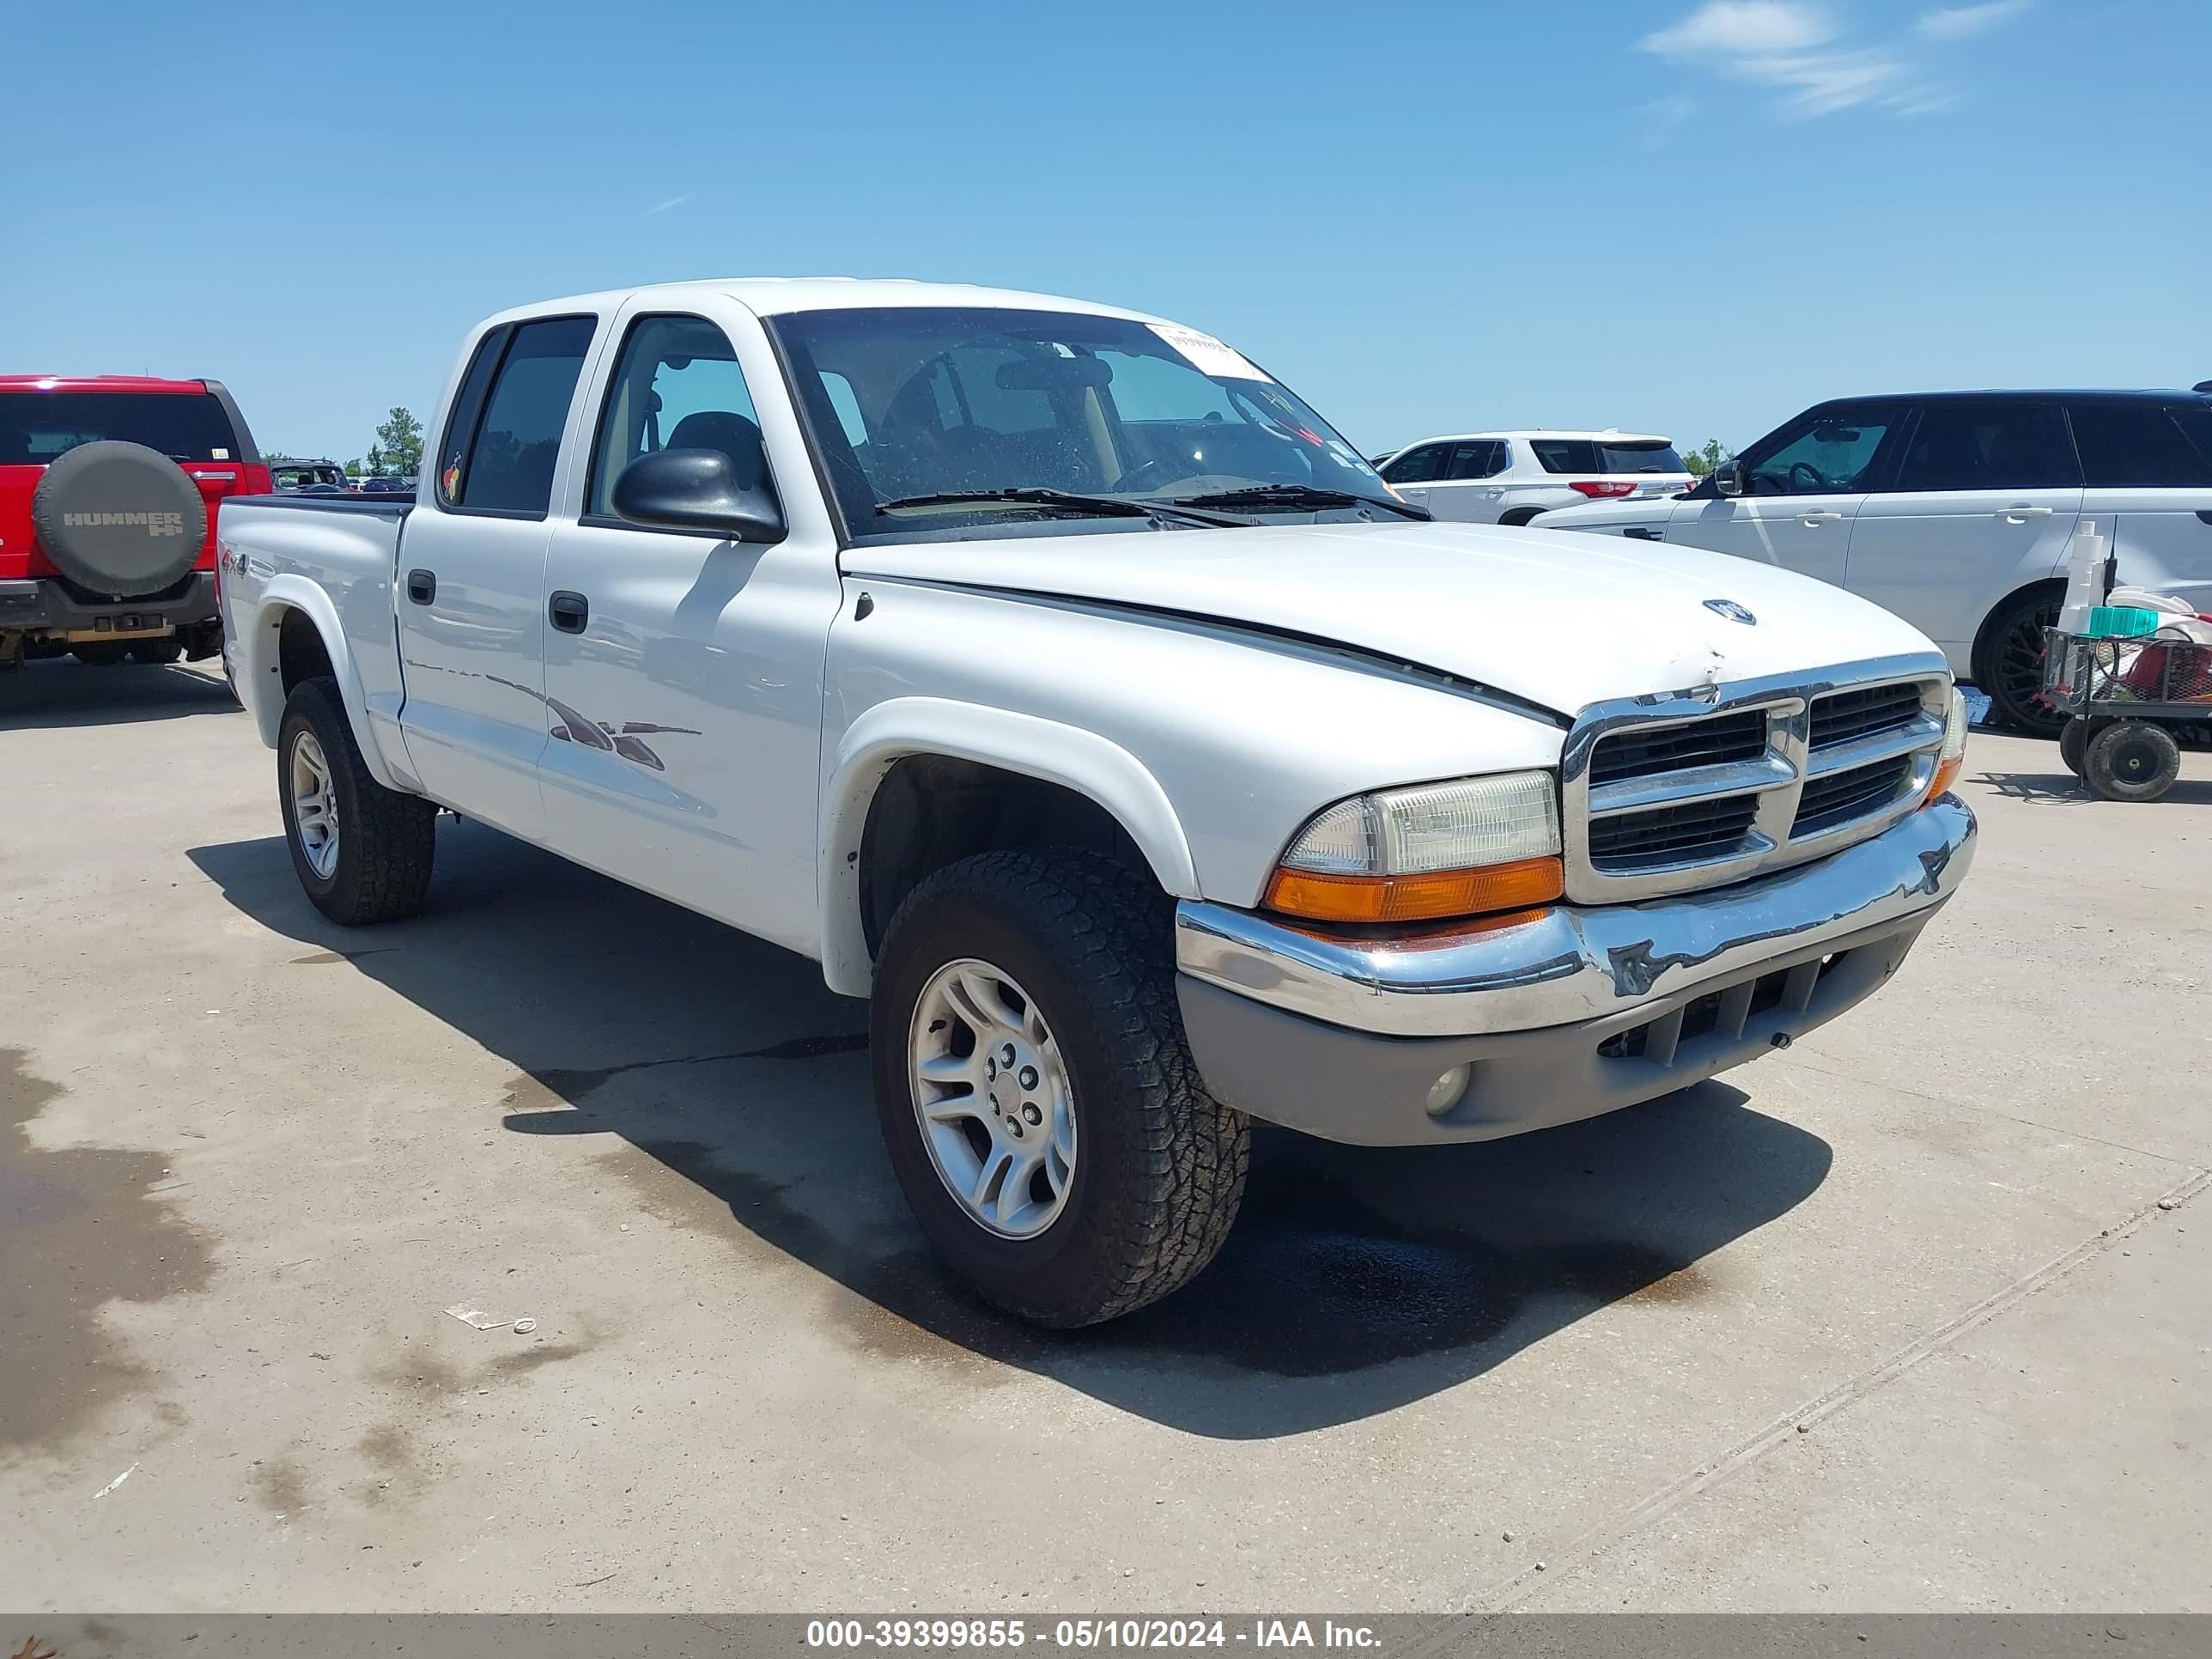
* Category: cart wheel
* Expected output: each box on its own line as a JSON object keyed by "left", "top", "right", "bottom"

{"left": 2057, "top": 718, "right": 2096, "bottom": 778}
{"left": 2083, "top": 720, "right": 2181, "bottom": 803}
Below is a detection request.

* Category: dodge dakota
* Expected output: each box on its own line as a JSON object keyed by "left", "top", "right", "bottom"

{"left": 216, "top": 280, "right": 1977, "bottom": 1326}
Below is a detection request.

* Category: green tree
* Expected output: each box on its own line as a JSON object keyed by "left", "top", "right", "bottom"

{"left": 1683, "top": 438, "right": 1731, "bottom": 477}
{"left": 344, "top": 459, "right": 364, "bottom": 477}
{"left": 369, "top": 406, "right": 424, "bottom": 477}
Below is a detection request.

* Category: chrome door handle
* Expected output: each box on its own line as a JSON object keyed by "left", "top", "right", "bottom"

{"left": 1799, "top": 510, "right": 1843, "bottom": 526}
{"left": 1999, "top": 505, "right": 2053, "bottom": 521}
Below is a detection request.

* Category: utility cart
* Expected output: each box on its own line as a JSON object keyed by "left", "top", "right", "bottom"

{"left": 2043, "top": 628, "right": 2212, "bottom": 801}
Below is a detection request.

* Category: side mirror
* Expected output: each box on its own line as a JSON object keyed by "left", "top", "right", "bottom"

{"left": 611, "top": 447, "right": 785, "bottom": 543}
{"left": 1713, "top": 460, "right": 1745, "bottom": 498}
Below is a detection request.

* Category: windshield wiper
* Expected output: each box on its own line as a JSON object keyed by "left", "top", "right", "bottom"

{"left": 1168, "top": 483, "right": 1431, "bottom": 520}
{"left": 874, "top": 489, "right": 1235, "bottom": 527}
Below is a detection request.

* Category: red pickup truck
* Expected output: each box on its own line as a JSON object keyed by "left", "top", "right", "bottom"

{"left": 1, "top": 375, "right": 271, "bottom": 668}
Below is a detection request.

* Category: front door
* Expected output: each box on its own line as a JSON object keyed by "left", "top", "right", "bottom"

{"left": 1422, "top": 441, "right": 1510, "bottom": 522}
{"left": 396, "top": 313, "right": 603, "bottom": 842}
{"left": 1849, "top": 399, "right": 2082, "bottom": 669}
{"left": 1665, "top": 402, "right": 1908, "bottom": 592}
{"left": 1376, "top": 441, "right": 1451, "bottom": 514}
{"left": 536, "top": 307, "right": 839, "bottom": 957}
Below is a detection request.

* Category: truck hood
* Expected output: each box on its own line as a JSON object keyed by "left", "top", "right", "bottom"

{"left": 845, "top": 520, "right": 1942, "bottom": 715}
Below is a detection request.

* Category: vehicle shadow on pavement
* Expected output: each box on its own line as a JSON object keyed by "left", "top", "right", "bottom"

{"left": 0, "top": 657, "right": 240, "bottom": 731}
{"left": 189, "top": 819, "right": 1833, "bottom": 1440}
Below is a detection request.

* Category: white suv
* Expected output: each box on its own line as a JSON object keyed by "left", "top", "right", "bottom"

{"left": 1532, "top": 392, "right": 2212, "bottom": 734}
{"left": 1376, "top": 430, "right": 1692, "bottom": 526}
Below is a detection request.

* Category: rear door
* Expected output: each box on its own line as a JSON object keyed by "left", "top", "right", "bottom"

{"left": 1664, "top": 401, "right": 1907, "bottom": 592}
{"left": 1848, "top": 398, "right": 2081, "bottom": 670}
{"left": 1420, "top": 441, "right": 1509, "bottom": 522}
{"left": 2069, "top": 399, "right": 2212, "bottom": 616}
{"left": 394, "top": 313, "right": 603, "bottom": 841}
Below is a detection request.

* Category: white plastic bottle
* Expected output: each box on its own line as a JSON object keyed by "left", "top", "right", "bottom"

{"left": 2056, "top": 519, "right": 2109, "bottom": 636}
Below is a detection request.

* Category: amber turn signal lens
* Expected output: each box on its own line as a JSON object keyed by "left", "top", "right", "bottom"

{"left": 1923, "top": 752, "right": 1963, "bottom": 804}
{"left": 1264, "top": 854, "right": 1566, "bottom": 924}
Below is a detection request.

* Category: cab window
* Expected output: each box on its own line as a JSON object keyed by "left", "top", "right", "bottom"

{"left": 586, "top": 314, "right": 775, "bottom": 523}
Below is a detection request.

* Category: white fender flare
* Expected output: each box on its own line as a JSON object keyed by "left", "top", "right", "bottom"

{"left": 818, "top": 697, "right": 1199, "bottom": 997}
{"left": 246, "top": 577, "right": 407, "bottom": 793}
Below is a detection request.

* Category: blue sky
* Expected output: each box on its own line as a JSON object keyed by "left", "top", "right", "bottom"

{"left": 4, "top": 0, "right": 2204, "bottom": 462}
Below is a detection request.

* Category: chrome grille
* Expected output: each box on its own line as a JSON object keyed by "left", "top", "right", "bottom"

{"left": 1792, "top": 756, "right": 1915, "bottom": 837}
{"left": 1560, "top": 658, "right": 1950, "bottom": 903}
{"left": 1589, "top": 710, "right": 1767, "bottom": 787}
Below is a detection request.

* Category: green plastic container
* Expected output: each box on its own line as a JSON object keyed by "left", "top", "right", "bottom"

{"left": 2088, "top": 605, "right": 2160, "bottom": 638}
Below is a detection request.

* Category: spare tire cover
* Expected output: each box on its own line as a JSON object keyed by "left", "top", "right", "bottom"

{"left": 30, "top": 441, "right": 209, "bottom": 597}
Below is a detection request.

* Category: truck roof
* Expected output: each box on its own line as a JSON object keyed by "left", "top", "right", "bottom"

{"left": 481, "top": 277, "right": 1170, "bottom": 328}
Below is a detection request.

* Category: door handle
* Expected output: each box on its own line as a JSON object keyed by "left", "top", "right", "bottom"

{"left": 548, "top": 590, "right": 590, "bottom": 634}
{"left": 1799, "top": 510, "right": 1843, "bottom": 526}
{"left": 1999, "top": 505, "right": 2054, "bottom": 521}
{"left": 405, "top": 568, "right": 436, "bottom": 605}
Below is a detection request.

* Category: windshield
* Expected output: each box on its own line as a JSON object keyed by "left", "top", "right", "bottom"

{"left": 767, "top": 307, "right": 1398, "bottom": 536}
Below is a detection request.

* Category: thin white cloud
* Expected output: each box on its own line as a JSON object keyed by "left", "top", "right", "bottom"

{"left": 1638, "top": 94, "right": 1700, "bottom": 149}
{"left": 641, "top": 193, "right": 691, "bottom": 217}
{"left": 1644, "top": 2, "right": 1837, "bottom": 56}
{"left": 1642, "top": 0, "right": 2018, "bottom": 118}
{"left": 1917, "top": 0, "right": 2031, "bottom": 40}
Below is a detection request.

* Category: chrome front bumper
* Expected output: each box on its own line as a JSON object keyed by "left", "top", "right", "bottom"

{"left": 1172, "top": 795, "right": 1976, "bottom": 1146}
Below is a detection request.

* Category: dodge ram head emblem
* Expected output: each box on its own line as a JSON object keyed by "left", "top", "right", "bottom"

{"left": 1704, "top": 599, "right": 1757, "bottom": 625}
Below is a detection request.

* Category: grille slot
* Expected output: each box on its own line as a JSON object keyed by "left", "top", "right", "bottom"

{"left": 1793, "top": 757, "right": 1912, "bottom": 837}
{"left": 1809, "top": 683, "right": 1924, "bottom": 750}
{"left": 1598, "top": 952, "right": 1849, "bottom": 1061}
{"left": 1589, "top": 709, "right": 1767, "bottom": 787}
{"left": 1589, "top": 793, "right": 1760, "bottom": 870}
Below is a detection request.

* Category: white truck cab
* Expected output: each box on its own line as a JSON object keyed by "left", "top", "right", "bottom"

{"left": 216, "top": 280, "right": 1976, "bottom": 1327}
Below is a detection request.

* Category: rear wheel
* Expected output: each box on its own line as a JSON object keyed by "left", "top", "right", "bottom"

{"left": 129, "top": 638, "right": 183, "bottom": 664}
{"left": 870, "top": 850, "right": 1249, "bottom": 1328}
{"left": 278, "top": 677, "right": 437, "bottom": 923}
{"left": 1975, "top": 586, "right": 2064, "bottom": 737}
{"left": 2083, "top": 720, "right": 2181, "bottom": 803}
{"left": 1498, "top": 507, "right": 1546, "bottom": 527}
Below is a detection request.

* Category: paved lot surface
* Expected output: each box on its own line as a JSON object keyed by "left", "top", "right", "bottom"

{"left": 3, "top": 659, "right": 2207, "bottom": 1614}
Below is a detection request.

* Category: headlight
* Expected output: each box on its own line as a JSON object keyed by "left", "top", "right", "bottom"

{"left": 1265, "top": 772, "right": 1565, "bottom": 924}
{"left": 1923, "top": 687, "right": 1968, "bottom": 805}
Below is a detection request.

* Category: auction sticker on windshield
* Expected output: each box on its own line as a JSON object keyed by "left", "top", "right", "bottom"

{"left": 1148, "top": 323, "right": 1272, "bottom": 383}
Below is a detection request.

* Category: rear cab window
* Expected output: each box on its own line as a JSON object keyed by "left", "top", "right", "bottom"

{"left": 0, "top": 390, "right": 241, "bottom": 465}
{"left": 436, "top": 315, "right": 598, "bottom": 518}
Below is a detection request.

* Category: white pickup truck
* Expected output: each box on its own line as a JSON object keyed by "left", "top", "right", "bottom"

{"left": 217, "top": 279, "right": 1978, "bottom": 1328}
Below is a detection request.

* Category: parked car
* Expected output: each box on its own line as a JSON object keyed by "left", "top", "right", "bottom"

{"left": 1529, "top": 391, "right": 2212, "bottom": 733}
{"left": 356, "top": 475, "right": 413, "bottom": 495}
{"left": 271, "top": 460, "right": 347, "bottom": 492}
{"left": 1376, "top": 430, "right": 1692, "bottom": 525}
{"left": 216, "top": 280, "right": 1975, "bottom": 1327}
{"left": 1, "top": 374, "right": 270, "bottom": 668}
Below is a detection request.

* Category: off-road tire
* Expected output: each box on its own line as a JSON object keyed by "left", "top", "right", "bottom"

{"left": 1975, "top": 585, "right": 2064, "bottom": 737}
{"left": 278, "top": 677, "right": 437, "bottom": 924}
{"left": 870, "top": 850, "right": 1249, "bottom": 1328}
{"left": 2083, "top": 720, "right": 2181, "bottom": 803}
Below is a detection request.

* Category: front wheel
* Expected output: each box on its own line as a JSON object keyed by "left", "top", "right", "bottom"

{"left": 278, "top": 677, "right": 438, "bottom": 923}
{"left": 870, "top": 851, "right": 1249, "bottom": 1328}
